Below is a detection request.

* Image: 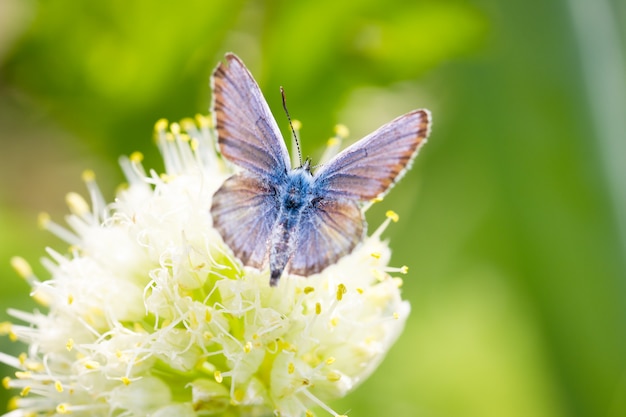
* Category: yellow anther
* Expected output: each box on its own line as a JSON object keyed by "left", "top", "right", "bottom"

{"left": 196, "top": 114, "right": 213, "bottom": 128}
{"left": 188, "top": 311, "right": 198, "bottom": 328}
{"left": 303, "top": 286, "right": 315, "bottom": 294}
{"left": 66, "top": 339, "right": 74, "bottom": 351}
{"left": 180, "top": 118, "right": 196, "bottom": 130}
{"left": 288, "top": 362, "right": 295, "bottom": 374}
{"left": 7, "top": 397, "right": 18, "bottom": 411}
{"left": 292, "top": 119, "right": 302, "bottom": 131}
{"left": 190, "top": 138, "right": 199, "bottom": 151}
{"left": 20, "top": 351, "right": 29, "bottom": 363}
{"left": 393, "top": 312, "right": 401, "bottom": 320}
{"left": 325, "top": 357, "right": 336, "bottom": 365}
{"left": 306, "top": 410, "right": 314, "bottom": 417}
{"left": 315, "top": 303, "right": 322, "bottom": 315}
{"left": 154, "top": 118, "right": 169, "bottom": 132}
{"left": 203, "top": 331, "right": 214, "bottom": 340}
{"left": 234, "top": 388, "right": 245, "bottom": 402}
{"left": 214, "top": 371, "right": 223, "bottom": 383}
{"left": 244, "top": 342, "right": 252, "bottom": 353}
{"left": 326, "top": 371, "right": 342, "bottom": 382}
{"left": 400, "top": 265, "right": 409, "bottom": 274}
{"left": 10, "top": 257, "right": 32, "bottom": 279}
{"left": 134, "top": 322, "right": 147, "bottom": 333}
{"left": 37, "top": 212, "right": 51, "bottom": 229}
{"left": 372, "top": 269, "right": 385, "bottom": 281}
{"left": 84, "top": 361, "right": 100, "bottom": 370}
{"left": 2, "top": 377, "right": 11, "bottom": 389}
{"left": 180, "top": 134, "right": 190, "bottom": 143}
{"left": 66, "top": 192, "right": 89, "bottom": 216}
{"left": 326, "top": 137, "right": 339, "bottom": 147}
{"left": 56, "top": 403, "right": 71, "bottom": 414}
{"left": 371, "top": 196, "right": 384, "bottom": 203}
{"left": 170, "top": 122, "right": 181, "bottom": 135}
{"left": 67, "top": 294, "right": 74, "bottom": 305}
{"left": 130, "top": 151, "right": 144, "bottom": 163}
{"left": 15, "top": 372, "right": 31, "bottom": 379}
{"left": 32, "top": 291, "right": 50, "bottom": 306}
{"left": 356, "top": 287, "right": 364, "bottom": 294}
{"left": 205, "top": 309, "right": 212, "bottom": 323}
{"left": 336, "top": 283, "right": 347, "bottom": 301}
{"left": 19, "top": 386, "right": 30, "bottom": 397}
{"left": 25, "top": 361, "right": 43, "bottom": 372}
{"left": 55, "top": 381, "right": 63, "bottom": 392}
{"left": 121, "top": 377, "right": 131, "bottom": 386}
{"left": 81, "top": 169, "right": 96, "bottom": 182}
{"left": 330, "top": 317, "right": 339, "bottom": 327}
{"left": 0, "top": 322, "right": 12, "bottom": 335}
{"left": 370, "top": 252, "right": 381, "bottom": 259}
{"left": 386, "top": 210, "right": 399, "bottom": 222}
{"left": 334, "top": 124, "right": 349, "bottom": 138}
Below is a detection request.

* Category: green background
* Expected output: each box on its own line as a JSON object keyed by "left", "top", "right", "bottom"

{"left": 1, "top": 0, "right": 625, "bottom": 416}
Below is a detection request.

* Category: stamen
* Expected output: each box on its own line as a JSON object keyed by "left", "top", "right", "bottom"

{"left": 334, "top": 124, "right": 349, "bottom": 139}
{"left": 370, "top": 210, "right": 400, "bottom": 240}
{"left": 336, "top": 284, "right": 347, "bottom": 301}
{"left": 10, "top": 257, "right": 38, "bottom": 288}
{"left": 214, "top": 371, "right": 223, "bottom": 383}
{"left": 81, "top": 170, "right": 107, "bottom": 220}
{"left": 38, "top": 213, "right": 80, "bottom": 245}
{"left": 65, "top": 192, "right": 91, "bottom": 218}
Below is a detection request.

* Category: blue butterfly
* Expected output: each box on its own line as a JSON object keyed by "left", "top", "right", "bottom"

{"left": 210, "top": 53, "right": 431, "bottom": 286}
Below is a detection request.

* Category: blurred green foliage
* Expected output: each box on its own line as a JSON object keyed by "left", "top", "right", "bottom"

{"left": 1, "top": 0, "right": 625, "bottom": 416}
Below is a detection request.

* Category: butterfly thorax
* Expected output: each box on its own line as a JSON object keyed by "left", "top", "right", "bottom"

{"left": 281, "top": 167, "right": 315, "bottom": 210}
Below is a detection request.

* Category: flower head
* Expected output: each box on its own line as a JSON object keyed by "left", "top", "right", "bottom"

{"left": 1, "top": 116, "right": 410, "bottom": 417}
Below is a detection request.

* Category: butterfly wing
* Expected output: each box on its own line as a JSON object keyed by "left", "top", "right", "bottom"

{"left": 288, "top": 198, "right": 364, "bottom": 276}
{"left": 212, "top": 53, "right": 291, "bottom": 178}
{"left": 313, "top": 109, "right": 431, "bottom": 200}
{"left": 211, "top": 173, "right": 279, "bottom": 268}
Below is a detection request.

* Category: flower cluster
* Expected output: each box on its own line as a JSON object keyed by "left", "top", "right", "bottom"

{"left": 1, "top": 116, "right": 410, "bottom": 417}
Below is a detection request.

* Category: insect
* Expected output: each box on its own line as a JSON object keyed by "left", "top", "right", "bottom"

{"left": 210, "top": 53, "right": 431, "bottom": 286}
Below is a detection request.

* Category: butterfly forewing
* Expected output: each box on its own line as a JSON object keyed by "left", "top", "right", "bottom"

{"left": 212, "top": 53, "right": 291, "bottom": 179}
{"left": 313, "top": 109, "right": 430, "bottom": 201}
{"left": 211, "top": 173, "right": 279, "bottom": 268}
{"left": 288, "top": 199, "right": 364, "bottom": 276}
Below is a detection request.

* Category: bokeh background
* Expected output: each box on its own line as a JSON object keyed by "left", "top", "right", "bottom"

{"left": 1, "top": 0, "right": 625, "bottom": 416}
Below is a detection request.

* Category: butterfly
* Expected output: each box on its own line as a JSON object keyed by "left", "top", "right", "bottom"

{"left": 210, "top": 53, "right": 431, "bottom": 286}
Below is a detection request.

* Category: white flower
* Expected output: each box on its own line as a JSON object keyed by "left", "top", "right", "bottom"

{"left": 1, "top": 116, "right": 410, "bottom": 417}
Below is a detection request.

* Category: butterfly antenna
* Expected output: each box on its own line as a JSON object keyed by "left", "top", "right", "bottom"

{"left": 280, "top": 86, "right": 303, "bottom": 167}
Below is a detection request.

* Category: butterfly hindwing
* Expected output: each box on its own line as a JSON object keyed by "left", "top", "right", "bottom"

{"left": 288, "top": 198, "right": 364, "bottom": 276}
{"left": 313, "top": 109, "right": 430, "bottom": 201}
{"left": 211, "top": 173, "right": 279, "bottom": 268}
{"left": 212, "top": 53, "right": 291, "bottom": 179}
